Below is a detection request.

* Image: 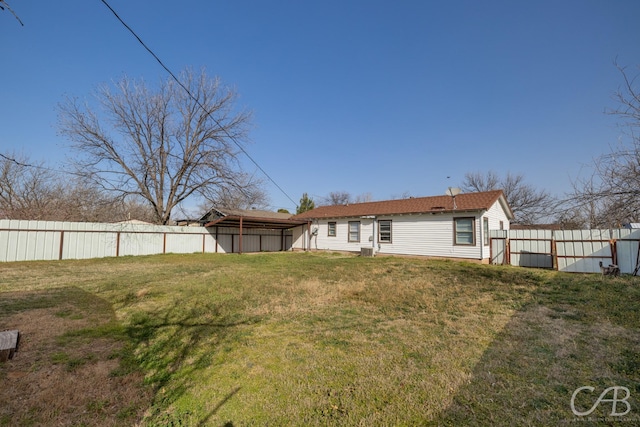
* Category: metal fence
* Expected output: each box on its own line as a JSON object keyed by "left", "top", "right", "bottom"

{"left": 0, "top": 219, "right": 294, "bottom": 262}
{"left": 490, "top": 228, "right": 640, "bottom": 274}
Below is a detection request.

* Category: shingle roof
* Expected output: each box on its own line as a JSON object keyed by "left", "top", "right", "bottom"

{"left": 292, "top": 190, "right": 512, "bottom": 220}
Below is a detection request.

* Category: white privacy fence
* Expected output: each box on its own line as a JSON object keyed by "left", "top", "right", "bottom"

{"left": 490, "top": 228, "right": 640, "bottom": 274}
{"left": 0, "top": 219, "right": 294, "bottom": 262}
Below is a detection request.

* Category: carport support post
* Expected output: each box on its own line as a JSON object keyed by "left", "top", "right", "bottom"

{"left": 281, "top": 229, "right": 284, "bottom": 251}
{"left": 239, "top": 216, "right": 243, "bottom": 254}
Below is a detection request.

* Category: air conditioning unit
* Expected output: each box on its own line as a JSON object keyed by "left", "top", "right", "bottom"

{"left": 360, "top": 247, "right": 374, "bottom": 257}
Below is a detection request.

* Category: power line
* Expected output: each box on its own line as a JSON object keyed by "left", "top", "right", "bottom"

{"left": 0, "top": 0, "right": 24, "bottom": 26}
{"left": 0, "top": 152, "right": 84, "bottom": 177}
{"left": 0, "top": 152, "right": 30, "bottom": 168}
{"left": 99, "top": 0, "right": 298, "bottom": 208}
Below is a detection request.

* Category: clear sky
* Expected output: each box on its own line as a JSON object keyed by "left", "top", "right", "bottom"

{"left": 1, "top": 0, "right": 639, "bottom": 212}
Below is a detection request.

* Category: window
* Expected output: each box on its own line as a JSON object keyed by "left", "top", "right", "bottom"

{"left": 328, "top": 222, "right": 336, "bottom": 237}
{"left": 378, "top": 220, "right": 392, "bottom": 243}
{"left": 348, "top": 221, "right": 360, "bottom": 242}
{"left": 483, "top": 217, "right": 489, "bottom": 245}
{"left": 499, "top": 220, "right": 504, "bottom": 230}
{"left": 454, "top": 217, "right": 475, "bottom": 245}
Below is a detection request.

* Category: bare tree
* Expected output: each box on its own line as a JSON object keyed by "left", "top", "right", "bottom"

{"left": 390, "top": 191, "right": 412, "bottom": 200}
{"left": 353, "top": 192, "right": 373, "bottom": 203}
{"left": 0, "top": 153, "right": 57, "bottom": 219}
{"left": 53, "top": 179, "right": 156, "bottom": 223}
{"left": 567, "top": 62, "right": 640, "bottom": 228}
{"left": 320, "top": 191, "right": 374, "bottom": 206}
{"left": 461, "top": 171, "right": 555, "bottom": 224}
{"left": 0, "top": 152, "right": 155, "bottom": 222}
{"left": 58, "top": 68, "right": 253, "bottom": 224}
{"left": 322, "top": 191, "right": 352, "bottom": 206}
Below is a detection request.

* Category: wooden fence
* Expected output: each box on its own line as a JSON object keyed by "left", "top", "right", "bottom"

{"left": 0, "top": 219, "right": 294, "bottom": 262}
{"left": 490, "top": 228, "right": 640, "bottom": 274}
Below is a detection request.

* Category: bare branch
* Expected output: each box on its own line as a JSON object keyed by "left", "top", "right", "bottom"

{"left": 461, "top": 170, "right": 555, "bottom": 224}
{"left": 565, "top": 62, "right": 640, "bottom": 228}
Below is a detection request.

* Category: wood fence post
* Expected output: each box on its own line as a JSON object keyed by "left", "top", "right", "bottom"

{"left": 59, "top": 231, "right": 64, "bottom": 261}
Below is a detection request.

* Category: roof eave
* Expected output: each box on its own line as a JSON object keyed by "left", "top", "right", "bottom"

{"left": 299, "top": 208, "right": 488, "bottom": 220}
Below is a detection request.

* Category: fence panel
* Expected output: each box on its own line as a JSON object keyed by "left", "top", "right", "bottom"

{"left": 509, "top": 229, "right": 553, "bottom": 269}
{"left": 0, "top": 220, "right": 295, "bottom": 262}
{"left": 491, "top": 228, "right": 640, "bottom": 274}
{"left": 490, "top": 230, "right": 508, "bottom": 265}
{"left": 616, "top": 229, "right": 640, "bottom": 274}
{"left": 555, "top": 230, "right": 614, "bottom": 273}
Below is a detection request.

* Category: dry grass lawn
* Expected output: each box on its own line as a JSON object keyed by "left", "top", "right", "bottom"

{"left": 1, "top": 252, "right": 639, "bottom": 426}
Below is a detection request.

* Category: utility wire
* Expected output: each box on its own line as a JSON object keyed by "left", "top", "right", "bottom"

{"left": 0, "top": 152, "right": 85, "bottom": 178}
{"left": 99, "top": 0, "right": 298, "bottom": 208}
{"left": 0, "top": 152, "right": 31, "bottom": 168}
{"left": 0, "top": 0, "right": 24, "bottom": 26}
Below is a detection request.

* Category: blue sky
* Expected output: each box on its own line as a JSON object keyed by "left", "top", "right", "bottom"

{"left": 1, "top": 1, "right": 639, "bottom": 213}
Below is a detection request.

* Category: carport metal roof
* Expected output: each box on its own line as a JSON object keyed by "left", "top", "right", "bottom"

{"left": 204, "top": 215, "right": 308, "bottom": 229}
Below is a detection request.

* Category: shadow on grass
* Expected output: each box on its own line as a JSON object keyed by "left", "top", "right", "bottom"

{"left": 430, "top": 272, "right": 640, "bottom": 426}
{"left": 0, "top": 287, "right": 250, "bottom": 426}
{"left": 0, "top": 287, "right": 151, "bottom": 426}
{"left": 123, "top": 297, "right": 256, "bottom": 425}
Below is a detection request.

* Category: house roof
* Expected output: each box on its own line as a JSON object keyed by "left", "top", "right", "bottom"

{"left": 292, "top": 190, "right": 513, "bottom": 220}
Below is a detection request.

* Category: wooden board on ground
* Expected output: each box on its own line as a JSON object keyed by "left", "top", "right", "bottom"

{"left": 0, "top": 330, "right": 20, "bottom": 362}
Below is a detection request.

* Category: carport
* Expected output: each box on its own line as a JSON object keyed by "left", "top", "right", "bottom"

{"left": 204, "top": 214, "right": 309, "bottom": 254}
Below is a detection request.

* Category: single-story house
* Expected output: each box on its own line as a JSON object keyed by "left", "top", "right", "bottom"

{"left": 290, "top": 190, "right": 513, "bottom": 262}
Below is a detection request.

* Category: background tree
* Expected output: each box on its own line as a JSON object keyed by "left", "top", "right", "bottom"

{"left": 461, "top": 170, "right": 555, "bottom": 224}
{"left": 0, "top": 152, "right": 57, "bottom": 220}
{"left": 322, "top": 191, "right": 352, "bottom": 206}
{"left": 277, "top": 208, "right": 290, "bottom": 214}
{"left": 296, "top": 193, "right": 315, "bottom": 214}
{"left": 320, "top": 191, "right": 374, "bottom": 206}
{"left": 58, "top": 68, "right": 253, "bottom": 224}
{"left": 353, "top": 192, "right": 373, "bottom": 203}
{"left": 54, "top": 179, "right": 156, "bottom": 223}
{"left": 0, "top": 152, "right": 155, "bottom": 222}
{"left": 567, "top": 62, "right": 640, "bottom": 228}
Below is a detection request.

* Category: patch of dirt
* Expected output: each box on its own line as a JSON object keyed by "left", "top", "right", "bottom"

{"left": 0, "top": 305, "right": 152, "bottom": 426}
